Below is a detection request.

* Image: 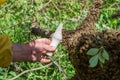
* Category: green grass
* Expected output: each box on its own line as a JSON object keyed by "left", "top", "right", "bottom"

{"left": 0, "top": 0, "right": 120, "bottom": 80}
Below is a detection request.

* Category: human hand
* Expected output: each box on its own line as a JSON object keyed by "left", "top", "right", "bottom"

{"left": 29, "top": 38, "right": 56, "bottom": 63}
{"left": 12, "top": 38, "right": 56, "bottom": 63}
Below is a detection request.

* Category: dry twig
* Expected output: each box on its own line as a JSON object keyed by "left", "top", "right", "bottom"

{"left": 10, "top": 62, "right": 53, "bottom": 80}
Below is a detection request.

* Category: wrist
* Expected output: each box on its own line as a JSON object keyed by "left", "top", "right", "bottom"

{"left": 12, "top": 43, "right": 32, "bottom": 62}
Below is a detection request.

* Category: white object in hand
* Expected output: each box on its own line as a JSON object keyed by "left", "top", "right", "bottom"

{"left": 47, "top": 23, "right": 63, "bottom": 56}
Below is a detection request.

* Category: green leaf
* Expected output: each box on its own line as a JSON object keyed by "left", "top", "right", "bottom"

{"left": 9, "top": 71, "right": 16, "bottom": 76}
{"left": 89, "top": 54, "right": 99, "bottom": 67}
{"left": 102, "top": 50, "right": 109, "bottom": 60}
{"left": 98, "top": 53, "right": 105, "bottom": 64}
{"left": 87, "top": 48, "right": 99, "bottom": 56}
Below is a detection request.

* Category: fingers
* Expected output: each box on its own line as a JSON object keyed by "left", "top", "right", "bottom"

{"left": 32, "top": 53, "right": 51, "bottom": 63}
{"left": 40, "top": 58, "right": 51, "bottom": 63}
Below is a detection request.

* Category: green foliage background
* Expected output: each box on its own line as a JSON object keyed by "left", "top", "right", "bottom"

{"left": 0, "top": 0, "right": 120, "bottom": 80}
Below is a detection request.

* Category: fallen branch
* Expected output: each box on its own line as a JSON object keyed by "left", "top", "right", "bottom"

{"left": 10, "top": 57, "right": 68, "bottom": 80}
{"left": 37, "top": 0, "right": 52, "bottom": 12}
{"left": 50, "top": 57, "right": 68, "bottom": 80}
{"left": 10, "top": 62, "right": 53, "bottom": 80}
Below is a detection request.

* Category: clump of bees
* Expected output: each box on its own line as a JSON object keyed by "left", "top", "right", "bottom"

{"left": 62, "top": 0, "right": 120, "bottom": 80}
{"left": 31, "top": 0, "right": 120, "bottom": 79}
